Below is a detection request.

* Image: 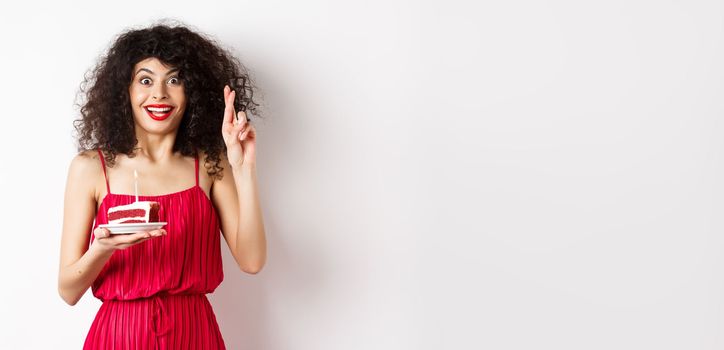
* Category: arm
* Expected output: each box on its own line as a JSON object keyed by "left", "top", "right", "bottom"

{"left": 57, "top": 152, "right": 109, "bottom": 305}
{"left": 57, "top": 152, "right": 165, "bottom": 305}
{"left": 213, "top": 85, "right": 267, "bottom": 274}
{"left": 212, "top": 157, "right": 267, "bottom": 274}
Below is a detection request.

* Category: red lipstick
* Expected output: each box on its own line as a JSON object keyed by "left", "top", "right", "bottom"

{"left": 143, "top": 104, "right": 175, "bottom": 121}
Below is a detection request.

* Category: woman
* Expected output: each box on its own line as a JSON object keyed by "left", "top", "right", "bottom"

{"left": 57, "top": 22, "right": 267, "bottom": 349}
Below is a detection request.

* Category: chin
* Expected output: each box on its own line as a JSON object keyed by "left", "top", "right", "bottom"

{"left": 134, "top": 120, "right": 179, "bottom": 135}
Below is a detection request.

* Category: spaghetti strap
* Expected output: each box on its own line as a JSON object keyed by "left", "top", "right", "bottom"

{"left": 194, "top": 153, "right": 199, "bottom": 187}
{"left": 97, "top": 149, "right": 111, "bottom": 194}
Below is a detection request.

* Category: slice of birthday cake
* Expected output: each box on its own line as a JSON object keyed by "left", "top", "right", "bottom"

{"left": 107, "top": 201, "right": 160, "bottom": 224}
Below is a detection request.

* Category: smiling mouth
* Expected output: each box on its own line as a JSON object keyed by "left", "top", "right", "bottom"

{"left": 144, "top": 105, "right": 175, "bottom": 121}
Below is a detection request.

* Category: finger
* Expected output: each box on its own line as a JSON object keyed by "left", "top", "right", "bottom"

{"left": 224, "top": 88, "right": 235, "bottom": 124}
{"left": 225, "top": 120, "right": 243, "bottom": 145}
{"left": 223, "top": 86, "right": 230, "bottom": 107}
{"left": 235, "top": 111, "right": 247, "bottom": 126}
{"left": 118, "top": 237, "right": 150, "bottom": 250}
{"left": 230, "top": 90, "right": 237, "bottom": 123}
{"left": 132, "top": 237, "right": 152, "bottom": 246}
{"left": 229, "top": 90, "right": 237, "bottom": 118}
{"left": 239, "top": 127, "right": 251, "bottom": 141}
{"left": 94, "top": 227, "right": 110, "bottom": 239}
{"left": 129, "top": 236, "right": 151, "bottom": 246}
{"left": 230, "top": 115, "right": 247, "bottom": 137}
{"left": 239, "top": 125, "right": 255, "bottom": 141}
{"left": 149, "top": 229, "right": 166, "bottom": 237}
{"left": 224, "top": 90, "right": 236, "bottom": 126}
{"left": 117, "top": 231, "right": 151, "bottom": 244}
{"left": 234, "top": 111, "right": 247, "bottom": 130}
{"left": 236, "top": 120, "right": 248, "bottom": 135}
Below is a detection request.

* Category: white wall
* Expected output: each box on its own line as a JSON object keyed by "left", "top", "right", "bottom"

{"left": 1, "top": 0, "right": 723, "bottom": 349}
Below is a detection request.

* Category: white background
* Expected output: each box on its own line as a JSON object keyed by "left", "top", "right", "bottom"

{"left": 1, "top": 0, "right": 723, "bottom": 349}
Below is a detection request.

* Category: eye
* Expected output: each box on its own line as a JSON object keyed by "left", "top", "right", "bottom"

{"left": 168, "top": 77, "right": 181, "bottom": 85}
{"left": 140, "top": 78, "right": 152, "bottom": 85}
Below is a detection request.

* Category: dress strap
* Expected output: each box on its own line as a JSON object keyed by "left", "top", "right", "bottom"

{"left": 194, "top": 153, "right": 200, "bottom": 187}
{"left": 97, "top": 149, "right": 111, "bottom": 194}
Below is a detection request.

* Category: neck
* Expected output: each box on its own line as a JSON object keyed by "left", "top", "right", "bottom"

{"left": 133, "top": 128, "right": 178, "bottom": 161}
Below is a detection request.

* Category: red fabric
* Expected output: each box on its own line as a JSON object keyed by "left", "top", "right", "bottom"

{"left": 84, "top": 149, "right": 225, "bottom": 349}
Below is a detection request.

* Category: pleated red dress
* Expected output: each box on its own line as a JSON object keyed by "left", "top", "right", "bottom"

{"left": 83, "top": 149, "right": 226, "bottom": 349}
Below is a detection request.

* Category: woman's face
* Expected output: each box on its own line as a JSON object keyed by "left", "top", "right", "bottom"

{"left": 128, "top": 57, "right": 187, "bottom": 134}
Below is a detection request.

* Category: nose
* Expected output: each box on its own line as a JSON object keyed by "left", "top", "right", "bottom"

{"left": 152, "top": 83, "right": 168, "bottom": 100}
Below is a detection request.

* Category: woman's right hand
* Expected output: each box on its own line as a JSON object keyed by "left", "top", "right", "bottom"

{"left": 92, "top": 227, "right": 167, "bottom": 252}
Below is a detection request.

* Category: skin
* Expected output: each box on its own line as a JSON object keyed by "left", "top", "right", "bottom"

{"left": 58, "top": 57, "right": 267, "bottom": 306}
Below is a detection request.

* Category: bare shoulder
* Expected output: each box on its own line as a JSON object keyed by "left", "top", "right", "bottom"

{"left": 68, "top": 150, "right": 101, "bottom": 175}
{"left": 67, "top": 150, "right": 102, "bottom": 199}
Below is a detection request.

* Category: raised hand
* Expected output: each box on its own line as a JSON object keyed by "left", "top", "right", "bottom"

{"left": 221, "top": 85, "right": 257, "bottom": 168}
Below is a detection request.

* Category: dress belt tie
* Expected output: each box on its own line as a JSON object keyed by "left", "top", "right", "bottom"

{"left": 150, "top": 295, "right": 171, "bottom": 338}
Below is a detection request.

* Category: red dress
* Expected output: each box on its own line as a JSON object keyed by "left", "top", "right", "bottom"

{"left": 84, "top": 149, "right": 226, "bottom": 349}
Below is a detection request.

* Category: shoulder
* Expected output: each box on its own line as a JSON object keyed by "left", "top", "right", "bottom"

{"left": 67, "top": 150, "right": 103, "bottom": 198}
{"left": 68, "top": 150, "right": 102, "bottom": 175}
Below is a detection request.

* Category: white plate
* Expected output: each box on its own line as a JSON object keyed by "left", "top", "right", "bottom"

{"left": 98, "top": 222, "right": 167, "bottom": 234}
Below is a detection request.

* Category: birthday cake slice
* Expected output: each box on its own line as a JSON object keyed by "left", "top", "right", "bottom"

{"left": 107, "top": 201, "right": 160, "bottom": 224}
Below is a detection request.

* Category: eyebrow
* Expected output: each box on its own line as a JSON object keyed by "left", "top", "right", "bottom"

{"left": 134, "top": 67, "right": 180, "bottom": 77}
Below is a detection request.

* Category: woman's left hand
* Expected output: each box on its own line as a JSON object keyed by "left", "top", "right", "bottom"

{"left": 222, "top": 85, "right": 257, "bottom": 168}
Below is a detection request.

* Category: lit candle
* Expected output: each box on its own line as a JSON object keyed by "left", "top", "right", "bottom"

{"left": 134, "top": 169, "right": 139, "bottom": 202}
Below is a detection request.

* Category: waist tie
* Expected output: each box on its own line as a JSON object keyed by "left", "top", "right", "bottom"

{"left": 151, "top": 295, "right": 171, "bottom": 337}
{"left": 93, "top": 294, "right": 218, "bottom": 349}
{"left": 99, "top": 293, "right": 209, "bottom": 343}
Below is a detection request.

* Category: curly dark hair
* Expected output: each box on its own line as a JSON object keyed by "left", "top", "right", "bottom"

{"left": 73, "top": 21, "right": 261, "bottom": 179}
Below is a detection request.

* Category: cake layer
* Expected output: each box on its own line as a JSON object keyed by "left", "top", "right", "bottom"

{"left": 107, "top": 201, "right": 160, "bottom": 225}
